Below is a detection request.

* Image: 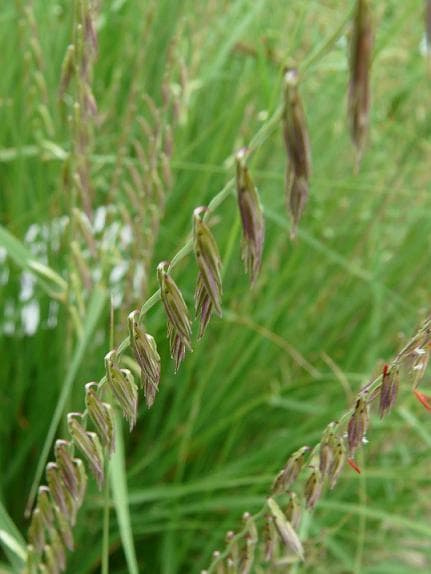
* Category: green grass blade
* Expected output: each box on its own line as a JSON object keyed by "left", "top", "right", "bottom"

{"left": 110, "top": 414, "right": 139, "bottom": 574}
{"left": 0, "top": 498, "right": 26, "bottom": 571}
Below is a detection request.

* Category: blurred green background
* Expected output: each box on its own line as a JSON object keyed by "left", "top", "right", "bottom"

{"left": 1, "top": 1, "right": 431, "bottom": 572}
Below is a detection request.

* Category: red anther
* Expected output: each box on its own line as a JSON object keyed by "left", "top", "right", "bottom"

{"left": 347, "top": 458, "right": 361, "bottom": 474}
{"left": 413, "top": 389, "right": 431, "bottom": 412}
{"left": 382, "top": 364, "right": 389, "bottom": 377}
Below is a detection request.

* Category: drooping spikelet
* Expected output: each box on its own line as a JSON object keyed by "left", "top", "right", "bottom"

{"left": 85, "top": 382, "right": 116, "bottom": 452}
{"left": 272, "top": 445, "right": 310, "bottom": 494}
{"left": 282, "top": 67, "right": 311, "bottom": 239}
{"left": 192, "top": 207, "right": 223, "bottom": 338}
{"left": 267, "top": 497, "right": 304, "bottom": 561}
{"left": 347, "top": 396, "right": 369, "bottom": 455}
{"left": 348, "top": 0, "right": 373, "bottom": 167}
{"left": 235, "top": 148, "right": 265, "bottom": 284}
{"left": 105, "top": 350, "right": 138, "bottom": 429}
{"left": 67, "top": 413, "right": 104, "bottom": 488}
{"left": 157, "top": 261, "right": 192, "bottom": 370}
{"left": 128, "top": 310, "right": 161, "bottom": 408}
{"left": 378, "top": 364, "right": 399, "bottom": 418}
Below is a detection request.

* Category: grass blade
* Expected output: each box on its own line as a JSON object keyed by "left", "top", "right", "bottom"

{"left": 110, "top": 414, "right": 139, "bottom": 574}
{"left": 0, "top": 498, "right": 26, "bottom": 571}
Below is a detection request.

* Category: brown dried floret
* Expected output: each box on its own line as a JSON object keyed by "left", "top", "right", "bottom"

{"left": 272, "top": 446, "right": 310, "bottom": 494}
{"left": 193, "top": 207, "right": 223, "bottom": 338}
{"left": 128, "top": 310, "right": 161, "bottom": 408}
{"left": 348, "top": 0, "right": 373, "bottom": 166}
{"left": 347, "top": 396, "right": 369, "bottom": 454}
{"left": 282, "top": 67, "right": 311, "bottom": 239}
{"left": 235, "top": 148, "right": 265, "bottom": 284}
{"left": 157, "top": 261, "right": 192, "bottom": 370}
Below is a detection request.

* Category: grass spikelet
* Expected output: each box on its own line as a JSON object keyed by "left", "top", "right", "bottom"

{"left": 348, "top": 0, "right": 373, "bottom": 167}
{"left": 54, "top": 440, "right": 80, "bottom": 501}
{"left": 282, "top": 67, "right": 311, "bottom": 239}
{"left": 105, "top": 350, "right": 138, "bottom": 429}
{"left": 36, "top": 487, "right": 54, "bottom": 531}
{"left": 328, "top": 435, "right": 346, "bottom": 490}
{"left": 28, "top": 509, "right": 45, "bottom": 554}
{"left": 285, "top": 492, "right": 301, "bottom": 530}
{"left": 67, "top": 413, "right": 104, "bottom": 488}
{"left": 272, "top": 446, "right": 309, "bottom": 494}
{"left": 235, "top": 148, "right": 265, "bottom": 284}
{"left": 128, "top": 310, "right": 161, "bottom": 408}
{"left": 85, "top": 382, "right": 116, "bottom": 452}
{"left": 267, "top": 497, "right": 304, "bottom": 561}
{"left": 304, "top": 466, "right": 323, "bottom": 510}
{"left": 378, "top": 365, "right": 399, "bottom": 418}
{"left": 193, "top": 207, "right": 223, "bottom": 338}
{"left": 347, "top": 396, "right": 369, "bottom": 455}
{"left": 157, "top": 261, "right": 192, "bottom": 370}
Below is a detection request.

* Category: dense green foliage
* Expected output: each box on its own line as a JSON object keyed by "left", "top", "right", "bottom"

{"left": 1, "top": 1, "right": 431, "bottom": 572}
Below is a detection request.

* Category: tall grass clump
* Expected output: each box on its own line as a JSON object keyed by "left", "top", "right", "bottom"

{"left": 1, "top": 1, "right": 431, "bottom": 573}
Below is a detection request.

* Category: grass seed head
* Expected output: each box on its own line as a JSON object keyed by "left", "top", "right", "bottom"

{"left": 328, "top": 435, "right": 346, "bottom": 490}
{"left": 193, "top": 207, "right": 223, "bottom": 338}
{"left": 37, "top": 486, "right": 54, "bottom": 530}
{"left": 45, "top": 463, "right": 71, "bottom": 519}
{"left": 348, "top": 0, "right": 373, "bottom": 166}
{"left": 285, "top": 492, "right": 301, "bottom": 530}
{"left": 157, "top": 261, "right": 192, "bottom": 369}
{"left": 267, "top": 497, "right": 304, "bottom": 561}
{"left": 67, "top": 413, "right": 104, "bottom": 488}
{"left": 105, "top": 350, "right": 138, "bottom": 429}
{"left": 44, "top": 544, "right": 58, "bottom": 574}
{"left": 85, "top": 382, "right": 116, "bottom": 452}
{"left": 347, "top": 396, "right": 369, "bottom": 454}
{"left": 272, "top": 445, "right": 310, "bottom": 494}
{"left": 53, "top": 503, "right": 74, "bottom": 551}
{"left": 128, "top": 310, "right": 161, "bottom": 408}
{"left": 304, "top": 467, "right": 323, "bottom": 510}
{"left": 282, "top": 67, "right": 311, "bottom": 239}
{"left": 28, "top": 508, "right": 45, "bottom": 554}
{"left": 54, "top": 440, "right": 80, "bottom": 501}
{"left": 235, "top": 148, "right": 265, "bottom": 284}
{"left": 48, "top": 528, "right": 66, "bottom": 572}
{"left": 379, "top": 365, "right": 399, "bottom": 418}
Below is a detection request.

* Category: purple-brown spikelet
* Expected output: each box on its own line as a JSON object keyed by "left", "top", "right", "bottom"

{"left": 157, "top": 261, "right": 193, "bottom": 370}
{"left": 235, "top": 148, "right": 265, "bottom": 284}
{"left": 378, "top": 364, "right": 399, "bottom": 418}
{"left": 272, "top": 445, "right": 310, "bottom": 494}
{"left": 105, "top": 350, "right": 138, "bottom": 429}
{"left": 128, "top": 310, "right": 161, "bottom": 407}
{"left": 54, "top": 440, "right": 80, "bottom": 501}
{"left": 348, "top": 0, "right": 373, "bottom": 167}
{"left": 347, "top": 396, "right": 369, "bottom": 454}
{"left": 304, "top": 467, "right": 323, "bottom": 510}
{"left": 85, "top": 383, "right": 116, "bottom": 453}
{"left": 282, "top": 67, "right": 311, "bottom": 239}
{"left": 193, "top": 207, "right": 223, "bottom": 338}
{"left": 67, "top": 413, "right": 104, "bottom": 488}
